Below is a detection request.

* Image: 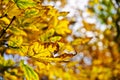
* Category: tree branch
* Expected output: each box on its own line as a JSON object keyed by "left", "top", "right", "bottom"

{"left": 0, "top": 16, "right": 16, "bottom": 38}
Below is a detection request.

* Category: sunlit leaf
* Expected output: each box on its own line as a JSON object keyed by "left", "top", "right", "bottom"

{"left": 0, "top": 17, "right": 10, "bottom": 24}
{"left": 14, "top": 0, "right": 36, "bottom": 9}
{"left": 25, "top": 8, "right": 39, "bottom": 17}
{"left": 50, "top": 36, "right": 62, "bottom": 42}
{"left": 55, "top": 19, "right": 71, "bottom": 35}
{"left": 82, "top": 20, "right": 95, "bottom": 31}
{"left": 71, "top": 38, "right": 91, "bottom": 45}
{"left": 8, "top": 36, "right": 23, "bottom": 47}
{"left": 1, "top": 0, "right": 119, "bottom": 80}
{"left": 0, "top": 56, "right": 14, "bottom": 68}
{"left": 40, "top": 29, "right": 55, "bottom": 42}
{"left": 47, "top": 6, "right": 57, "bottom": 16}
{"left": 24, "top": 24, "right": 39, "bottom": 31}
{"left": 49, "top": 15, "right": 58, "bottom": 27}
{"left": 20, "top": 60, "right": 39, "bottom": 80}
{"left": 27, "top": 42, "right": 52, "bottom": 58}
{"left": 47, "top": 44, "right": 57, "bottom": 53}
{"left": 4, "top": 71, "right": 18, "bottom": 80}
{"left": 8, "top": 27, "right": 27, "bottom": 36}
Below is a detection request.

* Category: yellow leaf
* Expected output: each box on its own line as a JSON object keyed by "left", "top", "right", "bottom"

{"left": 37, "top": 23, "right": 48, "bottom": 30}
{"left": 0, "top": 56, "right": 14, "bottom": 67}
{"left": 7, "top": 3, "right": 23, "bottom": 17}
{"left": 6, "top": 45, "right": 29, "bottom": 56}
{"left": 25, "top": 24, "right": 39, "bottom": 31}
{"left": 14, "top": 0, "right": 36, "bottom": 9}
{"left": 8, "top": 36, "right": 23, "bottom": 47}
{"left": 71, "top": 38, "right": 91, "bottom": 45}
{"left": 0, "top": 17, "right": 10, "bottom": 24}
{"left": 34, "top": 61, "right": 46, "bottom": 70}
{"left": 25, "top": 8, "right": 39, "bottom": 17}
{"left": 18, "top": 46, "right": 29, "bottom": 56}
{"left": 63, "top": 44, "right": 75, "bottom": 53}
{"left": 20, "top": 60, "right": 39, "bottom": 80}
{"left": 40, "top": 29, "right": 55, "bottom": 42}
{"left": 47, "top": 6, "right": 57, "bottom": 16}
{"left": 47, "top": 44, "right": 57, "bottom": 53}
{"left": 27, "top": 42, "right": 52, "bottom": 58}
{"left": 82, "top": 20, "right": 95, "bottom": 31}
{"left": 8, "top": 27, "right": 27, "bottom": 36}
{"left": 49, "top": 15, "right": 58, "bottom": 27}
{"left": 4, "top": 71, "right": 17, "bottom": 80}
{"left": 50, "top": 36, "right": 61, "bottom": 42}
{"left": 55, "top": 19, "right": 71, "bottom": 35}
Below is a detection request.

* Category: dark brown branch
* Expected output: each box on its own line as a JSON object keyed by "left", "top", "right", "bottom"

{"left": 0, "top": 14, "right": 7, "bottom": 18}
{"left": 0, "top": 16, "right": 16, "bottom": 38}
{"left": 0, "top": 65, "right": 17, "bottom": 74}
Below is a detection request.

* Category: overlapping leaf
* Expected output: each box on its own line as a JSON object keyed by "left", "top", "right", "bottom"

{"left": 14, "top": 0, "right": 36, "bottom": 9}
{"left": 20, "top": 60, "right": 39, "bottom": 80}
{"left": 54, "top": 19, "right": 71, "bottom": 35}
{"left": 8, "top": 27, "right": 27, "bottom": 36}
{"left": 27, "top": 42, "right": 52, "bottom": 58}
{"left": 40, "top": 29, "right": 55, "bottom": 42}
{"left": 0, "top": 56, "right": 14, "bottom": 69}
{"left": 8, "top": 35, "right": 23, "bottom": 47}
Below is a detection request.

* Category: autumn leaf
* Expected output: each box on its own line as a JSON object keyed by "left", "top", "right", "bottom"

{"left": 8, "top": 27, "right": 27, "bottom": 36}
{"left": 82, "top": 20, "right": 95, "bottom": 31}
{"left": 0, "top": 17, "right": 10, "bottom": 24}
{"left": 20, "top": 60, "right": 39, "bottom": 80}
{"left": 40, "top": 29, "right": 55, "bottom": 42}
{"left": 0, "top": 56, "right": 14, "bottom": 69}
{"left": 55, "top": 19, "right": 71, "bottom": 35}
{"left": 50, "top": 36, "right": 62, "bottom": 42}
{"left": 71, "top": 38, "right": 91, "bottom": 45}
{"left": 14, "top": 0, "right": 36, "bottom": 9}
{"left": 49, "top": 15, "right": 58, "bottom": 28}
{"left": 1, "top": 0, "right": 119, "bottom": 80}
{"left": 25, "top": 8, "right": 39, "bottom": 17}
{"left": 8, "top": 35, "right": 23, "bottom": 47}
{"left": 27, "top": 42, "right": 54, "bottom": 58}
{"left": 24, "top": 24, "right": 39, "bottom": 31}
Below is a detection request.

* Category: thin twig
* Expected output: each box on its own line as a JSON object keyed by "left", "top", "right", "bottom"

{"left": 0, "top": 16, "right": 16, "bottom": 38}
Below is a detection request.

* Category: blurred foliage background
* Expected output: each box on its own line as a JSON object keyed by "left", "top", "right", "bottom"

{"left": 0, "top": 0, "right": 120, "bottom": 80}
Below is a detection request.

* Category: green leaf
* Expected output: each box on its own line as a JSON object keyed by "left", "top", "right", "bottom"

{"left": 9, "top": 27, "right": 27, "bottom": 36}
{"left": 25, "top": 8, "right": 39, "bottom": 17}
{"left": 20, "top": 60, "right": 39, "bottom": 80}
{"left": 8, "top": 36, "right": 23, "bottom": 47}
{"left": 40, "top": 29, "right": 55, "bottom": 42}
{"left": 50, "top": 36, "right": 62, "bottom": 42}
{"left": 14, "top": 0, "right": 36, "bottom": 9}
{"left": 0, "top": 56, "right": 15, "bottom": 68}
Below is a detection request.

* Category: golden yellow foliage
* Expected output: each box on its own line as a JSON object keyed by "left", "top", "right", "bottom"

{"left": 0, "top": 0, "right": 120, "bottom": 80}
